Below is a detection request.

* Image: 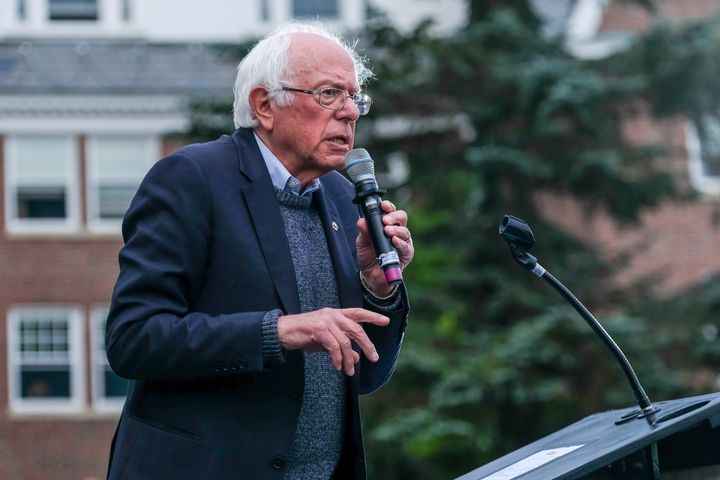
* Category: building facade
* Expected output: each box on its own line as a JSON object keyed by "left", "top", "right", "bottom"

{"left": 541, "top": 0, "right": 720, "bottom": 295}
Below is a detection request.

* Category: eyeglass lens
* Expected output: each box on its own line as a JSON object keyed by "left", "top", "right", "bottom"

{"left": 319, "top": 89, "right": 371, "bottom": 115}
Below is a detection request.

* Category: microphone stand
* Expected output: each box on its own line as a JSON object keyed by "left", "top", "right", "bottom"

{"left": 499, "top": 215, "right": 659, "bottom": 425}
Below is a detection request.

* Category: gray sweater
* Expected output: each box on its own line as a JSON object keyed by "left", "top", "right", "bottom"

{"left": 266, "top": 188, "right": 347, "bottom": 480}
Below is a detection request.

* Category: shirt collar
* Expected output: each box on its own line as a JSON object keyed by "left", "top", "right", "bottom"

{"left": 253, "top": 132, "right": 320, "bottom": 197}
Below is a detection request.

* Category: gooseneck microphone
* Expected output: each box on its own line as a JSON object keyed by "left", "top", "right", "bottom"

{"left": 499, "top": 215, "right": 659, "bottom": 425}
{"left": 344, "top": 148, "right": 403, "bottom": 286}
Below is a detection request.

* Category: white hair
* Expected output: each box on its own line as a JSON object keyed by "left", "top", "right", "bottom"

{"left": 232, "top": 21, "right": 373, "bottom": 129}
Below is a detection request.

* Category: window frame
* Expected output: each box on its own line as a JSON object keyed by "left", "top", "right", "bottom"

{"left": 3, "top": 0, "right": 137, "bottom": 34}
{"left": 292, "top": 0, "right": 340, "bottom": 19}
{"left": 85, "top": 134, "right": 158, "bottom": 232}
{"left": 7, "top": 306, "right": 86, "bottom": 414}
{"left": 90, "top": 306, "right": 126, "bottom": 412}
{"left": 47, "top": 0, "right": 99, "bottom": 21}
{"left": 686, "top": 120, "right": 720, "bottom": 196}
{"left": 17, "top": 0, "right": 28, "bottom": 21}
{"left": 4, "top": 135, "right": 81, "bottom": 234}
{"left": 259, "top": 0, "right": 270, "bottom": 22}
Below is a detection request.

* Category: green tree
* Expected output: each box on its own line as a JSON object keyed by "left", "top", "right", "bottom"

{"left": 358, "top": 5, "right": 720, "bottom": 479}
{"left": 185, "top": 3, "right": 720, "bottom": 478}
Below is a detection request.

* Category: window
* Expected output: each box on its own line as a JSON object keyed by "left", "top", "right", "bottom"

{"left": 694, "top": 116, "right": 720, "bottom": 176}
{"left": 48, "top": 0, "right": 98, "bottom": 21}
{"left": 687, "top": 118, "right": 720, "bottom": 196}
{"left": 86, "top": 136, "right": 155, "bottom": 230}
{"left": 122, "top": 0, "right": 132, "bottom": 21}
{"left": 91, "top": 307, "right": 127, "bottom": 411}
{"left": 260, "top": 0, "right": 270, "bottom": 21}
{"left": 5, "top": 136, "right": 79, "bottom": 233}
{"left": 7, "top": 307, "right": 85, "bottom": 413}
{"left": 18, "top": 0, "right": 27, "bottom": 21}
{"left": 293, "top": 0, "right": 339, "bottom": 19}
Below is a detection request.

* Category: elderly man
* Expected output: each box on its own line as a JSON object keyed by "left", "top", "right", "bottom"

{"left": 105, "top": 22, "right": 413, "bottom": 480}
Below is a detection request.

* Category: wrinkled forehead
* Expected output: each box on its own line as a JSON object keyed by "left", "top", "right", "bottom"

{"left": 285, "top": 33, "right": 358, "bottom": 87}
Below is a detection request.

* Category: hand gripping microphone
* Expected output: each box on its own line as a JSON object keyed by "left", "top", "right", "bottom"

{"left": 344, "top": 148, "right": 403, "bottom": 286}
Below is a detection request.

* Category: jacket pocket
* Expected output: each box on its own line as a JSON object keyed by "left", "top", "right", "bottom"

{"left": 130, "top": 413, "right": 207, "bottom": 441}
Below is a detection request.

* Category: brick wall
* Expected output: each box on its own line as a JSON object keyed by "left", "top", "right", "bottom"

{"left": 538, "top": 190, "right": 720, "bottom": 295}
{"left": 600, "top": 0, "right": 720, "bottom": 32}
{"left": 0, "top": 134, "right": 189, "bottom": 479}
{"left": 537, "top": 1, "right": 720, "bottom": 296}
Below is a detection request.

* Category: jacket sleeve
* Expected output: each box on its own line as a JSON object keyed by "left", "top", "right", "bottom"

{"left": 321, "top": 172, "right": 411, "bottom": 395}
{"left": 105, "top": 153, "right": 273, "bottom": 381}
{"left": 358, "top": 282, "right": 410, "bottom": 395}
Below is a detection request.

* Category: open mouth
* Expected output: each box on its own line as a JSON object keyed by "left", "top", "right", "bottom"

{"left": 328, "top": 136, "right": 349, "bottom": 145}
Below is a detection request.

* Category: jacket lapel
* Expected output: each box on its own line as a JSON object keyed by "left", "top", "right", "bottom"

{"left": 233, "top": 129, "right": 301, "bottom": 315}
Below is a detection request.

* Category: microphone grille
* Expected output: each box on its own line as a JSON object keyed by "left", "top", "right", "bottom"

{"left": 344, "top": 148, "right": 375, "bottom": 182}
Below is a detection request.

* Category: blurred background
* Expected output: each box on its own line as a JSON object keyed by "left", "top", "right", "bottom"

{"left": 2, "top": 0, "right": 720, "bottom": 478}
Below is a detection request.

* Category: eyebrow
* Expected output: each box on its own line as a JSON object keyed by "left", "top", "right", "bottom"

{"left": 312, "top": 79, "right": 358, "bottom": 90}
{"left": 317, "top": 84, "right": 361, "bottom": 95}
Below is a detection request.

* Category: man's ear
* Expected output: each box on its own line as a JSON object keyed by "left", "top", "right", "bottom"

{"left": 248, "top": 86, "right": 274, "bottom": 130}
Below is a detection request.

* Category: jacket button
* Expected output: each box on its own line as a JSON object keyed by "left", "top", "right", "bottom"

{"left": 238, "top": 360, "right": 248, "bottom": 371}
{"left": 271, "top": 455, "right": 286, "bottom": 470}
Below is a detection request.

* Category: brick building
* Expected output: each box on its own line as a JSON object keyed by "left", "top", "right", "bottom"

{"left": 0, "top": 33, "right": 236, "bottom": 480}
{"left": 540, "top": 0, "right": 720, "bottom": 295}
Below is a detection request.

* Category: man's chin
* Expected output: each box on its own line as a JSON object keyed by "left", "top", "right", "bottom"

{"left": 322, "top": 154, "right": 348, "bottom": 172}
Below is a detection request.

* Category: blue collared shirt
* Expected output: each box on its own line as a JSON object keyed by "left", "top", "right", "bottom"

{"left": 253, "top": 132, "right": 320, "bottom": 198}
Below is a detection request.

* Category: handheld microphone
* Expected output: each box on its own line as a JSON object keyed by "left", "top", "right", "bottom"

{"left": 344, "top": 148, "right": 403, "bottom": 286}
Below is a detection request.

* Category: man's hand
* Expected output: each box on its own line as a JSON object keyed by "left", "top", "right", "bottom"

{"left": 277, "top": 308, "right": 390, "bottom": 376}
{"left": 356, "top": 200, "right": 414, "bottom": 297}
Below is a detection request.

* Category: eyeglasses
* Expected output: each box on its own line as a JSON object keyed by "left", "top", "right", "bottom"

{"left": 280, "top": 86, "right": 372, "bottom": 115}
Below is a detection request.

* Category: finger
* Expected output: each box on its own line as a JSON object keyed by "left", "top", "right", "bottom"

{"left": 383, "top": 225, "right": 412, "bottom": 241}
{"left": 355, "top": 218, "right": 371, "bottom": 242}
{"left": 382, "top": 209, "right": 408, "bottom": 227}
{"left": 392, "top": 235, "right": 414, "bottom": 262}
{"left": 340, "top": 308, "right": 390, "bottom": 326}
{"left": 317, "top": 329, "right": 343, "bottom": 371}
{"left": 352, "top": 350, "right": 360, "bottom": 364}
{"left": 380, "top": 200, "right": 396, "bottom": 213}
{"left": 336, "top": 315, "right": 381, "bottom": 363}
{"left": 328, "top": 323, "right": 357, "bottom": 376}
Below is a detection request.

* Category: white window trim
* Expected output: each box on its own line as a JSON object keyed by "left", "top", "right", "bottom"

{"left": 686, "top": 121, "right": 720, "bottom": 196}
{"left": 2, "top": 0, "right": 139, "bottom": 37}
{"left": 90, "top": 306, "right": 126, "bottom": 412}
{"left": 7, "top": 306, "right": 86, "bottom": 414}
{"left": 273, "top": 0, "right": 360, "bottom": 29}
{"left": 291, "top": 0, "right": 340, "bottom": 19}
{"left": 85, "top": 134, "right": 159, "bottom": 233}
{"left": 4, "top": 135, "right": 81, "bottom": 235}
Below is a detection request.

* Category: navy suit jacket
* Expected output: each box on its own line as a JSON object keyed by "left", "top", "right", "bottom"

{"left": 105, "top": 128, "right": 409, "bottom": 479}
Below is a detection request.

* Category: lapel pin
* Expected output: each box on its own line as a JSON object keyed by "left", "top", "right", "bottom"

{"left": 332, "top": 221, "right": 339, "bottom": 231}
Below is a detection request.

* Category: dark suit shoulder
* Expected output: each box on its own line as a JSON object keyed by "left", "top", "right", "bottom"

{"left": 168, "top": 135, "right": 236, "bottom": 166}
{"left": 149, "top": 134, "right": 247, "bottom": 187}
{"left": 320, "top": 170, "right": 354, "bottom": 196}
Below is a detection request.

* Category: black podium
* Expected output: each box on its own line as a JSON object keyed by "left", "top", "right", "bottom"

{"left": 456, "top": 391, "right": 720, "bottom": 479}
{"left": 479, "top": 216, "right": 720, "bottom": 479}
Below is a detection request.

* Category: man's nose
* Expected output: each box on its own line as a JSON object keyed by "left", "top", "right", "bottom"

{"left": 336, "top": 95, "right": 360, "bottom": 121}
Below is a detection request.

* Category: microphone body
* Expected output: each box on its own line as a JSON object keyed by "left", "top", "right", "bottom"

{"left": 345, "top": 148, "right": 403, "bottom": 286}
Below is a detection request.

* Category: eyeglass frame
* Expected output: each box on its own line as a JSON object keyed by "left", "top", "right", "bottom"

{"left": 279, "top": 86, "right": 372, "bottom": 115}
